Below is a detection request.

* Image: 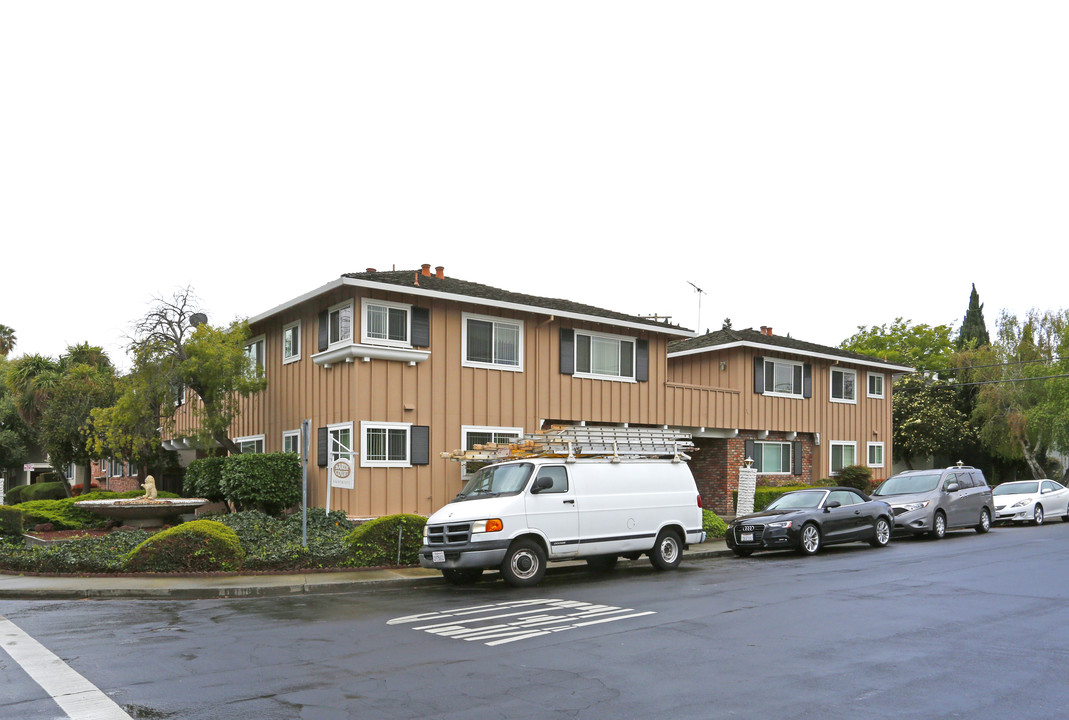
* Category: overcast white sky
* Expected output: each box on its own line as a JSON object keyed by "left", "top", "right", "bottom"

{"left": 3, "top": 2, "right": 1066, "bottom": 371}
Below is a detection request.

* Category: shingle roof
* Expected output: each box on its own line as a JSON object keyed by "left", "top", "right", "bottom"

{"left": 668, "top": 327, "right": 913, "bottom": 371}
{"left": 342, "top": 269, "right": 692, "bottom": 335}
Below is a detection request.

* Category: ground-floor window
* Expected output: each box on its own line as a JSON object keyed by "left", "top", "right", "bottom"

{"left": 235, "top": 435, "right": 265, "bottom": 454}
{"left": 830, "top": 441, "right": 857, "bottom": 474}
{"left": 283, "top": 430, "right": 301, "bottom": 456}
{"left": 867, "top": 442, "right": 884, "bottom": 468}
{"left": 361, "top": 421, "right": 411, "bottom": 467}
{"left": 461, "top": 425, "right": 523, "bottom": 478}
{"left": 754, "top": 441, "right": 792, "bottom": 474}
{"left": 328, "top": 423, "right": 354, "bottom": 463}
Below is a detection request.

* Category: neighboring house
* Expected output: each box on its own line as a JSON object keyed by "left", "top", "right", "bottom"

{"left": 165, "top": 265, "right": 691, "bottom": 518}
{"left": 89, "top": 458, "right": 141, "bottom": 493}
{"left": 665, "top": 326, "right": 913, "bottom": 514}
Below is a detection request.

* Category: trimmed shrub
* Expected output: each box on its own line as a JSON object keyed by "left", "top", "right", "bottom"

{"left": 835, "top": 465, "right": 874, "bottom": 494}
{"left": 0, "top": 505, "right": 23, "bottom": 535}
{"left": 0, "top": 530, "right": 151, "bottom": 574}
{"left": 183, "top": 456, "right": 226, "bottom": 502}
{"left": 219, "top": 453, "right": 301, "bottom": 515}
{"left": 211, "top": 508, "right": 354, "bottom": 570}
{"left": 702, "top": 509, "right": 728, "bottom": 539}
{"left": 733, "top": 484, "right": 817, "bottom": 513}
{"left": 4, "top": 481, "right": 68, "bottom": 505}
{"left": 124, "top": 520, "right": 244, "bottom": 572}
{"left": 344, "top": 514, "right": 427, "bottom": 567}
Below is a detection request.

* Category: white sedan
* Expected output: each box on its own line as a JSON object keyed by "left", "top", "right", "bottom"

{"left": 992, "top": 480, "right": 1069, "bottom": 525}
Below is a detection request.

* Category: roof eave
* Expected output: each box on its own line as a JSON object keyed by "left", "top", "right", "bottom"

{"left": 668, "top": 340, "right": 914, "bottom": 373}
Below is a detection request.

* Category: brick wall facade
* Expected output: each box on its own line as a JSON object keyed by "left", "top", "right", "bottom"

{"left": 89, "top": 460, "right": 142, "bottom": 493}
{"left": 690, "top": 431, "right": 816, "bottom": 515}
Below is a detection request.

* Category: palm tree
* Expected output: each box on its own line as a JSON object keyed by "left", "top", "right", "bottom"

{"left": 5, "top": 353, "right": 61, "bottom": 427}
{"left": 0, "top": 325, "right": 15, "bottom": 356}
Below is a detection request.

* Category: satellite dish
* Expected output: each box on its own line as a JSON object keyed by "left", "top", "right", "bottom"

{"left": 189, "top": 313, "right": 208, "bottom": 327}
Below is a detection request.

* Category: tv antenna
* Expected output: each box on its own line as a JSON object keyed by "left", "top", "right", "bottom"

{"left": 686, "top": 281, "right": 706, "bottom": 333}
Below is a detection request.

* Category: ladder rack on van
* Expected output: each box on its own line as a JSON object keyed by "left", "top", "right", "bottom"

{"left": 440, "top": 426, "right": 695, "bottom": 464}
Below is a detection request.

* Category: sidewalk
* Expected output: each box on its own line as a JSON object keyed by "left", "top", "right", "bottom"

{"left": 0, "top": 542, "right": 731, "bottom": 600}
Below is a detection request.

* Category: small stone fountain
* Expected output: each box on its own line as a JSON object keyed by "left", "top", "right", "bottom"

{"left": 75, "top": 476, "right": 210, "bottom": 529}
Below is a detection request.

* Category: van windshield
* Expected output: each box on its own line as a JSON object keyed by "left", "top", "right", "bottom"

{"left": 457, "top": 463, "right": 534, "bottom": 500}
{"left": 873, "top": 473, "right": 941, "bottom": 496}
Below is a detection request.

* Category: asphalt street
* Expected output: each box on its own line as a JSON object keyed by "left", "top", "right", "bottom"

{"left": 3, "top": 522, "right": 1068, "bottom": 720}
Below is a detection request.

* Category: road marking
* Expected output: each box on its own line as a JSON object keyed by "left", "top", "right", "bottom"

{"left": 389, "top": 598, "right": 656, "bottom": 646}
{"left": 0, "top": 615, "right": 132, "bottom": 720}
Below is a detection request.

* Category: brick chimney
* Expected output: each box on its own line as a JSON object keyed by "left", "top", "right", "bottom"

{"left": 421, "top": 263, "right": 432, "bottom": 277}
{"left": 365, "top": 267, "right": 377, "bottom": 273}
{"left": 760, "top": 326, "right": 773, "bottom": 336}
{"left": 435, "top": 266, "right": 445, "bottom": 279}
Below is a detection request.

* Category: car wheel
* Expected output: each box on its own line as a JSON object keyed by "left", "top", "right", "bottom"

{"left": 649, "top": 529, "right": 683, "bottom": 571}
{"left": 732, "top": 547, "right": 753, "bottom": 558}
{"left": 586, "top": 555, "right": 618, "bottom": 574}
{"left": 798, "top": 523, "right": 821, "bottom": 555}
{"left": 1034, "top": 505, "right": 1044, "bottom": 526}
{"left": 976, "top": 508, "right": 991, "bottom": 534}
{"left": 500, "top": 539, "right": 546, "bottom": 588}
{"left": 442, "top": 568, "right": 483, "bottom": 586}
{"left": 1062, "top": 507, "right": 1069, "bottom": 523}
{"left": 930, "top": 511, "right": 947, "bottom": 540}
{"left": 869, "top": 517, "right": 891, "bottom": 547}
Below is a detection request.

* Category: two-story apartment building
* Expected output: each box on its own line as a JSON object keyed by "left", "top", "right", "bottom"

{"left": 665, "top": 327, "right": 912, "bottom": 513}
{"left": 164, "top": 267, "right": 910, "bottom": 518}
{"left": 166, "top": 265, "right": 691, "bottom": 518}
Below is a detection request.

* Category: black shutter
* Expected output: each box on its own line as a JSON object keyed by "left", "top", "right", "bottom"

{"left": 635, "top": 339, "right": 649, "bottom": 382}
{"left": 803, "top": 364, "right": 812, "bottom": 398}
{"left": 745, "top": 439, "right": 757, "bottom": 470}
{"left": 318, "top": 311, "right": 329, "bottom": 352}
{"left": 560, "top": 328, "right": 575, "bottom": 375}
{"left": 411, "top": 307, "right": 430, "bottom": 348}
{"left": 753, "top": 356, "right": 765, "bottom": 394}
{"left": 792, "top": 441, "right": 803, "bottom": 475}
{"left": 317, "top": 427, "right": 328, "bottom": 467}
{"left": 410, "top": 426, "right": 430, "bottom": 465}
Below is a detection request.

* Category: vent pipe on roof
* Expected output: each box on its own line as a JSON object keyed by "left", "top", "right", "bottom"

{"left": 421, "top": 263, "right": 432, "bottom": 277}
{"left": 760, "top": 326, "right": 773, "bottom": 336}
{"left": 435, "top": 266, "right": 444, "bottom": 279}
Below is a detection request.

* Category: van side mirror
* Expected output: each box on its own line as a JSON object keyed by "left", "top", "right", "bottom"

{"left": 531, "top": 477, "right": 554, "bottom": 494}
{"left": 946, "top": 482, "right": 960, "bottom": 493}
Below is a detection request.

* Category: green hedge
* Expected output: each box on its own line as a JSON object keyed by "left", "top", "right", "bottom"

{"left": 183, "top": 456, "right": 227, "bottom": 502}
{"left": 344, "top": 514, "right": 427, "bottom": 567}
{"left": 3, "top": 481, "right": 69, "bottom": 505}
{"left": 732, "top": 485, "right": 821, "bottom": 513}
{"left": 124, "top": 520, "right": 244, "bottom": 572}
{"left": 0, "top": 530, "right": 151, "bottom": 574}
{"left": 0, "top": 506, "right": 22, "bottom": 535}
{"left": 220, "top": 453, "right": 301, "bottom": 515}
{"left": 702, "top": 510, "right": 728, "bottom": 539}
{"left": 210, "top": 509, "right": 354, "bottom": 570}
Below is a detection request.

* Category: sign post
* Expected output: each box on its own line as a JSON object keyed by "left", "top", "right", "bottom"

{"left": 301, "top": 419, "right": 310, "bottom": 547}
{"left": 736, "top": 457, "right": 758, "bottom": 517}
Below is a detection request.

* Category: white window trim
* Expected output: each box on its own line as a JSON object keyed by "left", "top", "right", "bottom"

{"left": 867, "top": 441, "right": 885, "bottom": 468}
{"left": 327, "top": 300, "right": 354, "bottom": 349}
{"left": 282, "top": 321, "right": 301, "bottom": 364}
{"left": 360, "top": 421, "right": 412, "bottom": 468}
{"left": 282, "top": 429, "right": 302, "bottom": 456}
{"left": 461, "top": 425, "right": 524, "bottom": 478}
{"left": 573, "top": 329, "right": 637, "bottom": 383}
{"left": 234, "top": 434, "right": 266, "bottom": 454}
{"left": 754, "top": 440, "right": 792, "bottom": 475}
{"left": 328, "top": 422, "right": 355, "bottom": 463}
{"left": 867, "top": 372, "right": 885, "bottom": 399}
{"left": 762, "top": 357, "right": 805, "bottom": 399}
{"left": 361, "top": 298, "right": 412, "bottom": 349}
{"left": 830, "top": 441, "right": 857, "bottom": 475}
{"left": 245, "top": 335, "right": 266, "bottom": 373}
{"left": 830, "top": 367, "right": 858, "bottom": 404}
{"left": 461, "top": 313, "right": 524, "bottom": 372}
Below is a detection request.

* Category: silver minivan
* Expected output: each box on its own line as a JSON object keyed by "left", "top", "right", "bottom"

{"left": 871, "top": 464, "right": 994, "bottom": 538}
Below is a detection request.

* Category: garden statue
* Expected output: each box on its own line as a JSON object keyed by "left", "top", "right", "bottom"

{"left": 141, "top": 475, "right": 158, "bottom": 500}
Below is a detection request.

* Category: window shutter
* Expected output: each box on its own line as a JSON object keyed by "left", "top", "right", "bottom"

{"left": 792, "top": 441, "right": 803, "bottom": 475}
{"left": 410, "top": 426, "right": 430, "bottom": 465}
{"left": 411, "top": 307, "right": 430, "bottom": 348}
{"left": 318, "top": 311, "right": 329, "bottom": 352}
{"left": 635, "top": 339, "right": 649, "bottom": 382}
{"left": 745, "top": 439, "right": 756, "bottom": 469}
{"left": 753, "top": 357, "right": 765, "bottom": 394}
{"left": 317, "top": 427, "right": 328, "bottom": 467}
{"left": 559, "top": 328, "right": 575, "bottom": 375}
{"left": 803, "top": 364, "right": 812, "bottom": 398}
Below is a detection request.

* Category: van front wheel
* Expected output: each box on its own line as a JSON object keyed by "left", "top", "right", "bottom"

{"left": 649, "top": 529, "right": 683, "bottom": 571}
{"left": 501, "top": 539, "right": 546, "bottom": 587}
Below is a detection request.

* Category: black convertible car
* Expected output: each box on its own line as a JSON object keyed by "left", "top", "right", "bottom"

{"left": 726, "top": 487, "right": 894, "bottom": 557}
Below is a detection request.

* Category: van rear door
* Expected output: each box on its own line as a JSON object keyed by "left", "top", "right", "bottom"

{"left": 525, "top": 465, "right": 579, "bottom": 559}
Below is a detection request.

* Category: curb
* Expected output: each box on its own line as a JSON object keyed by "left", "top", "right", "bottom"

{"left": 0, "top": 544, "right": 734, "bottom": 601}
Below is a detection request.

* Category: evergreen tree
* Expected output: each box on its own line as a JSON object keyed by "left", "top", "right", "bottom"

{"left": 957, "top": 284, "right": 990, "bottom": 349}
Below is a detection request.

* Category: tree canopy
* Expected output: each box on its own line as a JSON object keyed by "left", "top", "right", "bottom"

{"left": 840, "top": 318, "right": 955, "bottom": 372}
{"left": 957, "top": 284, "right": 991, "bottom": 349}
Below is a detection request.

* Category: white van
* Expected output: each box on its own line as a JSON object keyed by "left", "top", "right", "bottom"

{"left": 419, "top": 457, "right": 707, "bottom": 587}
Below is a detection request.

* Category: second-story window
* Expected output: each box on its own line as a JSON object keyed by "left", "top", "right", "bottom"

{"left": 764, "top": 358, "right": 803, "bottom": 397}
{"left": 282, "top": 321, "right": 301, "bottom": 364}
{"left": 831, "top": 368, "right": 857, "bottom": 403}
{"left": 463, "top": 314, "right": 523, "bottom": 370}
{"left": 328, "top": 301, "right": 353, "bottom": 347}
{"left": 362, "top": 299, "right": 410, "bottom": 347}
{"left": 245, "top": 336, "right": 265, "bottom": 373}
{"left": 575, "top": 331, "right": 634, "bottom": 381}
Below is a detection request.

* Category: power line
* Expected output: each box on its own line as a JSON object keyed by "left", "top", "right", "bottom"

{"left": 897, "top": 373, "right": 1069, "bottom": 390}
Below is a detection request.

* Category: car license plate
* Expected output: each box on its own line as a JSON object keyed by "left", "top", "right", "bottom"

{"left": 432, "top": 551, "right": 445, "bottom": 563}
{"left": 740, "top": 533, "right": 753, "bottom": 543}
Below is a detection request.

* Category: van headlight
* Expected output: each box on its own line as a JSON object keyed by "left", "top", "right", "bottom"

{"left": 900, "top": 501, "right": 929, "bottom": 513}
{"left": 472, "top": 519, "right": 503, "bottom": 533}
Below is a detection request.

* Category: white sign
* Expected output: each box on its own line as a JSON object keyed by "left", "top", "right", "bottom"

{"left": 736, "top": 466, "right": 758, "bottom": 517}
{"left": 329, "top": 458, "right": 354, "bottom": 489}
